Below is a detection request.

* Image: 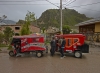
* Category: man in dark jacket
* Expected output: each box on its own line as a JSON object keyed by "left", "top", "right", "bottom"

{"left": 50, "top": 37, "right": 56, "bottom": 56}
{"left": 60, "top": 37, "right": 66, "bottom": 59}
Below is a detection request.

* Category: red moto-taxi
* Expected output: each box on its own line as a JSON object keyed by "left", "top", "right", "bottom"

{"left": 55, "top": 34, "right": 89, "bottom": 58}
{"left": 9, "top": 33, "right": 47, "bottom": 58}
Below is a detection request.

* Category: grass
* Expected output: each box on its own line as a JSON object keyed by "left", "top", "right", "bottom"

{"left": 45, "top": 40, "right": 50, "bottom": 44}
{"left": 7, "top": 45, "right": 13, "bottom": 50}
{"left": 0, "top": 44, "right": 13, "bottom": 51}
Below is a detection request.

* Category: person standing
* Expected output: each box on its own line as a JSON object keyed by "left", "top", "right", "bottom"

{"left": 59, "top": 37, "right": 66, "bottom": 59}
{"left": 55, "top": 37, "right": 59, "bottom": 52}
{"left": 50, "top": 37, "right": 56, "bottom": 56}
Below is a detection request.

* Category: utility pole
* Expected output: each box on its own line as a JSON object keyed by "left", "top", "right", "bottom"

{"left": 60, "top": 0, "right": 63, "bottom": 34}
{"left": 36, "top": 16, "right": 37, "bottom": 25}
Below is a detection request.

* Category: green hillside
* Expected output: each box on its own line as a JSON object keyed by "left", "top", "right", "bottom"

{"left": 37, "top": 9, "right": 91, "bottom": 29}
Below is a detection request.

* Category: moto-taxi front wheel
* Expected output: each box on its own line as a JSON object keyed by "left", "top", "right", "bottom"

{"left": 74, "top": 51, "right": 82, "bottom": 58}
{"left": 36, "top": 51, "right": 43, "bottom": 58}
{"left": 9, "top": 51, "right": 15, "bottom": 57}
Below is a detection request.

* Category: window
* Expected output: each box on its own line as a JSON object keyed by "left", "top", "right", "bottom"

{"left": 15, "top": 27, "right": 20, "bottom": 30}
{"left": 74, "top": 39, "right": 78, "bottom": 43}
{"left": 11, "top": 38, "right": 20, "bottom": 44}
{"left": 68, "top": 39, "right": 71, "bottom": 46}
{"left": 33, "top": 38, "right": 39, "bottom": 42}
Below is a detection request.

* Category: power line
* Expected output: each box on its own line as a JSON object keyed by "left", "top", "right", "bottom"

{"left": 0, "top": 1, "right": 32, "bottom": 2}
{"left": 0, "top": 0, "right": 46, "bottom": 2}
{"left": 61, "top": 0, "right": 76, "bottom": 9}
{"left": 45, "top": 0, "right": 59, "bottom": 8}
{"left": 63, "top": 0, "right": 75, "bottom": 5}
{"left": 63, "top": 0, "right": 69, "bottom": 3}
{"left": 65, "top": 0, "right": 76, "bottom": 6}
{"left": 69, "top": 6, "right": 100, "bottom": 12}
{"left": 62, "top": 1, "right": 100, "bottom": 14}
{"left": 62, "top": 1, "right": 100, "bottom": 13}
{"left": 0, "top": 0, "right": 60, "bottom": 6}
{"left": 63, "top": 0, "right": 76, "bottom": 6}
{"left": 0, "top": 0, "right": 100, "bottom": 13}
{"left": 0, "top": 0, "right": 100, "bottom": 8}
{"left": 66, "top": 1, "right": 100, "bottom": 8}
{"left": 63, "top": 0, "right": 70, "bottom": 6}
{"left": 0, "top": 3, "right": 59, "bottom": 5}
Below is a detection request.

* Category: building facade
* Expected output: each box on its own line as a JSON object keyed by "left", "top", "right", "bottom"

{"left": 75, "top": 18, "right": 100, "bottom": 33}
{"left": 0, "top": 24, "right": 40, "bottom": 35}
{"left": 75, "top": 17, "right": 100, "bottom": 41}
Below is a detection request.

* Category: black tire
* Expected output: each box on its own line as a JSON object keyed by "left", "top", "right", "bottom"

{"left": 9, "top": 51, "right": 15, "bottom": 57}
{"left": 74, "top": 51, "right": 82, "bottom": 58}
{"left": 36, "top": 51, "right": 43, "bottom": 58}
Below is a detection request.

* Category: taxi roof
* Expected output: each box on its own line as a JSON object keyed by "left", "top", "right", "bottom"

{"left": 13, "top": 34, "right": 44, "bottom": 38}
{"left": 55, "top": 34, "right": 85, "bottom": 37}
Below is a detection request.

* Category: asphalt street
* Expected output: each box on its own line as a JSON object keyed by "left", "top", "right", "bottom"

{"left": 0, "top": 47, "right": 100, "bottom": 73}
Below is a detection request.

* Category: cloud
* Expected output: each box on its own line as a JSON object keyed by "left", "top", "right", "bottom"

{"left": 0, "top": 0, "right": 59, "bottom": 21}
{"left": 66, "top": 0, "right": 100, "bottom": 18}
{"left": 0, "top": 0, "right": 100, "bottom": 21}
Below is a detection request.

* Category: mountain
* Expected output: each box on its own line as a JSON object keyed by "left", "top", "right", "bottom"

{"left": 0, "top": 20, "right": 16, "bottom": 25}
{"left": 38, "top": 9, "right": 91, "bottom": 29}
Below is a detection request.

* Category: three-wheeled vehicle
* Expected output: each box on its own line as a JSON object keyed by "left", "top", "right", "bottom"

{"left": 55, "top": 34, "right": 89, "bottom": 58}
{"left": 9, "top": 34, "right": 47, "bottom": 58}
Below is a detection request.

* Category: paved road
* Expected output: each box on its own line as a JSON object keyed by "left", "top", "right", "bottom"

{"left": 0, "top": 47, "right": 100, "bottom": 73}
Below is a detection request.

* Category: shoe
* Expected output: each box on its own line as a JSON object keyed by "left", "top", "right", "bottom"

{"left": 16, "top": 53, "right": 20, "bottom": 57}
{"left": 51, "top": 54, "right": 53, "bottom": 57}
{"left": 60, "top": 57, "right": 64, "bottom": 59}
{"left": 63, "top": 56, "right": 66, "bottom": 58}
{"left": 16, "top": 54, "right": 19, "bottom": 57}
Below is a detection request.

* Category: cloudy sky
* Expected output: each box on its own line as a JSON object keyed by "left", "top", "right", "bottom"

{"left": 0, "top": 0, "right": 100, "bottom": 21}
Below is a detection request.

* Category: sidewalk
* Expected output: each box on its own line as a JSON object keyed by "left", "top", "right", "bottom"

{"left": 85, "top": 41, "right": 100, "bottom": 47}
{"left": 0, "top": 47, "right": 9, "bottom": 53}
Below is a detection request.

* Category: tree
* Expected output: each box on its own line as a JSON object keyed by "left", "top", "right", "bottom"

{"left": 62, "top": 25, "right": 71, "bottom": 34}
{"left": 20, "top": 25, "right": 28, "bottom": 35}
{"left": 37, "top": 23, "right": 48, "bottom": 33}
{"left": 20, "top": 11, "right": 35, "bottom": 35}
{"left": 3, "top": 27, "right": 14, "bottom": 44}
{"left": 41, "top": 27, "right": 46, "bottom": 33}
{"left": 0, "top": 15, "right": 7, "bottom": 22}
{"left": 16, "top": 19, "right": 25, "bottom": 24}
{"left": 0, "top": 32, "right": 4, "bottom": 44}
